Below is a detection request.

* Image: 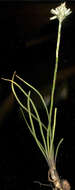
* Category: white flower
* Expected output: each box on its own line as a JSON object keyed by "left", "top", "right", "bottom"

{"left": 50, "top": 2, "right": 72, "bottom": 22}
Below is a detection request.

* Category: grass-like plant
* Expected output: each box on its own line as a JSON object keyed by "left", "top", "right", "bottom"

{"left": 2, "top": 2, "right": 72, "bottom": 190}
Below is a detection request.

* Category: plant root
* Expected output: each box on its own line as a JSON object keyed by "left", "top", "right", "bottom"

{"left": 48, "top": 167, "right": 71, "bottom": 190}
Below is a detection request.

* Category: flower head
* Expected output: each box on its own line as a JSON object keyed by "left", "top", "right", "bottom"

{"left": 50, "top": 2, "right": 72, "bottom": 22}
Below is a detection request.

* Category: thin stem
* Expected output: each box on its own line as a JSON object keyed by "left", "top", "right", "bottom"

{"left": 49, "top": 108, "right": 57, "bottom": 158}
{"left": 49, "top": 21, "right": 62, "bottom": 126}
{"left": 47, "top": 21, "right": 62, "bottom": 152}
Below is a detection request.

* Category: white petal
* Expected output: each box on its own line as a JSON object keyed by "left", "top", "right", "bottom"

{"left": 51, "top": 9, "right": 57, "bottom": 15}
{"left": 65, "top": 9, "right": 72, "bottom": 16}
{"left": 50, "top": 16, "right": 57, "bottom": 20}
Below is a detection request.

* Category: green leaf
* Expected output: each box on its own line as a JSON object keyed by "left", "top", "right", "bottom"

{"left": 2, "top": 77, "right": 47, "bottom": 130}
{"left": 16, "top": 74, "right": 49, "bottom": 119}
{"left": 55, "top": 138, "right": 64, "bottom": 163}
{"left": 49, "top": 108, "right": 57, "bottom": 158}
{"left": 27, "top": 91, "right": 47, "bottom": 161}
{"left": 27, "top": 91, "right": 47, "bottom": 154}
{"left": 20, "top": 107, "right": 47, "bottom": 161}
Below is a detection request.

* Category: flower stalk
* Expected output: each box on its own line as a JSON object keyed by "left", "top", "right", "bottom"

{"left": 47, "top": 21, "right": 62, "bottom": 154}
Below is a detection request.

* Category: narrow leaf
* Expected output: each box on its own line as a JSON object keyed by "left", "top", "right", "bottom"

{"left": 28, "top": 91, "right": 47, "bottom": 154}
{"left": 16, "top": 74, "right": 49, "bottom": 119}
{"left": 27, "top": 92, "right": 47, "bottom": 161}
{"left": 49, "top": 108, "right": 57, "bottom": 158}
{"left": 2, "top": 77, "right": 47, "bottom": 130}
{"left": 55, "top": 138, "right": 64, "bottom": 163}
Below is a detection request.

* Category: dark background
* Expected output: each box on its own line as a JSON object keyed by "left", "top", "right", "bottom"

{"left": 0, "top": 1, "right": 75, "bottom": 190}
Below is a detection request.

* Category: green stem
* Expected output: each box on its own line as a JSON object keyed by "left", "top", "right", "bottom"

{"left": 47, "top": 21, "right": 62, "bottom": 152}
{"left": 49, "top": 21, "right": 62, "bottom": 123}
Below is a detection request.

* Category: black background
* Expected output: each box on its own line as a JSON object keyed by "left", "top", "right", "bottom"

{"left": 0, "top": 1, "right": 75, "bottom": 190}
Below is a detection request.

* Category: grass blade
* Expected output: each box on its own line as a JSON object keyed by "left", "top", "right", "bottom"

{"left": 55, "top": 138, "right": 64, "bottom": 163}
{"left": 2, "top": 77, "right": 47, "bottom": 130}
{"left": 16, "top": 74, "right": 49, "bottom": 119}
{"left": 27, "top": 92, "right": 47, "bottom": 161}
{"left": 20, "top": 107, "right": 47, "bottom": 161}
{"left": 49, "top": 108, "right": 57, "bottom": 158}
{"left": 27, "top": 91, "right": 47, "bottom": 155}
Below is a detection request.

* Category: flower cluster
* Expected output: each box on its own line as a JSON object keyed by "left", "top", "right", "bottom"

{"left": 50, "top": 2, "right": 72, "bottom": 22}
